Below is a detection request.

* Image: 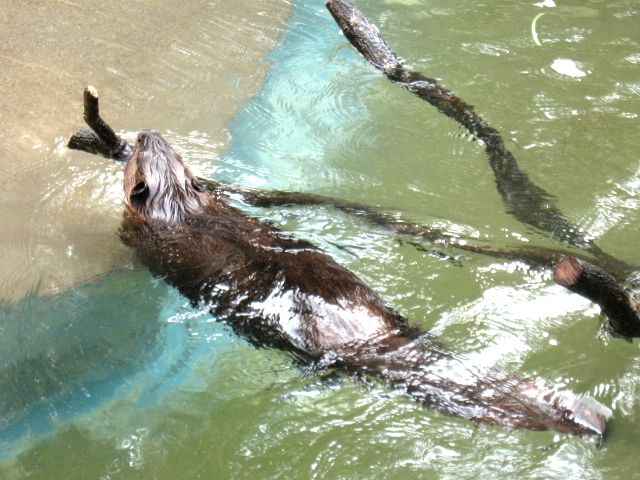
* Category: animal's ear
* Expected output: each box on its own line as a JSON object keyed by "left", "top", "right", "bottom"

{"left": 191, "top": 178, "right": 206, "bottom": 193}
{"left": 131, "top": 181, "right": 147, "bottom": 195}
{"left": 130, "top": 181, "right": 149, "bottom": 201}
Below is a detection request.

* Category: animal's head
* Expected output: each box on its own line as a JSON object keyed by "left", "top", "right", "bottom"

{"left": 124, "top": 130, "right": 209, "bottom": 223}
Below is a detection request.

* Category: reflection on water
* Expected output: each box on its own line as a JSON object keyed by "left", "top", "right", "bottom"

{"left": 2, "top": 0, "right": 640, "bottom": 478}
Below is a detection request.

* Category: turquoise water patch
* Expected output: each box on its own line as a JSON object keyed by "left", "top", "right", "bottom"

{"left": 0, "top": 269, "right": 236, "bottom": 460}
{"left": 219, "top": 1, "right": 375, "bottom": 192}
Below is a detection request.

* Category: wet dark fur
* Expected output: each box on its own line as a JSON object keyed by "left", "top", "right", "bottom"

{"left": 119, "top": 131, "right": 607, "bottom": 435}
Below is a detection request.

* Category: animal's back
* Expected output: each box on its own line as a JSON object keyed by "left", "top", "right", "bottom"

{"left": 121, "top": 200, "right": 403, "bottom": 356}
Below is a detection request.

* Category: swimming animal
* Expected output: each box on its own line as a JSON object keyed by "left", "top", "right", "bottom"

{"left": 118, "top": 130, "right": 606, "bottom": 436}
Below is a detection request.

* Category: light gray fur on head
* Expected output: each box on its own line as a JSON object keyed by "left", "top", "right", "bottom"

{"left": 124, "top": 131, "right": 208, "bottom": 223}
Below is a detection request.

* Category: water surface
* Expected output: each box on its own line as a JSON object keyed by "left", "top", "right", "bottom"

{"left": 2, "top": 0, "right": 640, "bottom": 478}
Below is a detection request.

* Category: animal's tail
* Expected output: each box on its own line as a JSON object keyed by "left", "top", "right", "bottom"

{"left": 338, "top": 333, "right": 608, "bottom": 435}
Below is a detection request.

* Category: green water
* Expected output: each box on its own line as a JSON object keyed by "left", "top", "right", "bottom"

{"left": 2, "top": 0, "right": 640, "bottom": 478}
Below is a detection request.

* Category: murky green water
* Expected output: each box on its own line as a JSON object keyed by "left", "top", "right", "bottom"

{"left": 2, "top": 0, "right": 640, "bottom": 478}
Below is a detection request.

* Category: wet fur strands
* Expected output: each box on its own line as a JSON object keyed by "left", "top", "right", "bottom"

{"left": 120, "top": 130, "right": 608, "bottom": 436}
